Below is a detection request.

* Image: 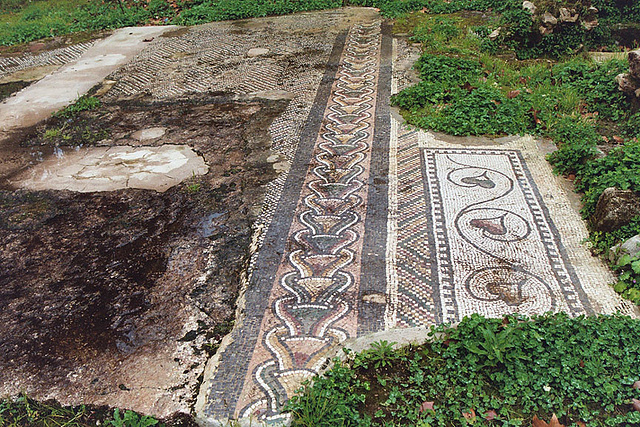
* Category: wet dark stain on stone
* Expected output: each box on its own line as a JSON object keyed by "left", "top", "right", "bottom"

{"left": 0, "top": 80, "right": 31, "bottom": 102}
{"left": 0, "top": 91, "right": 289, "bottom": 403}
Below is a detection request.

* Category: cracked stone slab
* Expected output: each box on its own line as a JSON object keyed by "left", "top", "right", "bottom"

{"left": 13, "top": 144, "right": 208, "bottom": 192}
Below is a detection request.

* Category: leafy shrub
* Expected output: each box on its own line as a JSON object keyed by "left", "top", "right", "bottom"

{"left": 54, "top": 95, "right": 101, "bottom": 119}
{"left": 575, "top": 142, "right": 640, "bottom": 217}
{"left": 546, "top": 116, "right": 600, "bottom": 176}
{"left": 613, "top": 252, "right": 640, "bottom": 304}
{"left": 288, "top": 313, "right": 640, "bottom": 426}
{"left": 414, "top": 54, "right": 481, "bottom": 84}
{"left": 414, "top": 84, "right": 528, "bottom": 136}
{"left": 553, "top": 57, "right": 629, "bottom": 121}
{"left": 590, "top": 216, "right": 640, "bottom": 255}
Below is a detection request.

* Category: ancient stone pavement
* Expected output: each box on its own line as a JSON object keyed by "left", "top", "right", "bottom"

{"left": 194, "top": 10, "right": 636, "bottom": 426}
{"left": 0, "top": 7, "right": 637, "bottom": 427}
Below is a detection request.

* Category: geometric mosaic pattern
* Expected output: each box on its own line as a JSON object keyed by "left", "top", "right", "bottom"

{"left": 392, "top": 129, "right": 439, "bottom": 327}
{"left": 0, "top": 41, "right": 95, "bottom": 80}
{"left": 201, "top": 20, "right": 390, "bottom": 424}
{"left": 421, "top": 148, "right": 594, "bottom": 322}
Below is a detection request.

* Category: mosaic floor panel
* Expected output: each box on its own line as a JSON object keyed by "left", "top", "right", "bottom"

{"left": 199, "top": 18, "right": 393, "bottom": 424}
{"left": 198, "top": 20, "right": 636, "bottom": 426}
{"left": 421, "top": 148, "right": 592, "bottom": 321}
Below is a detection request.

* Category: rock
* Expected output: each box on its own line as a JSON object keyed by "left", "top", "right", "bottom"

{"left": 610, "top": 234, "right": 640, "bottom": 264}
{"left": 246, "top": 47, "right": 269, "bottom": 57}
{"left": 617, "top": 72, "right": 640, "bottom": 96}
{"left": 592, "top": 187, "right": 640, "bottom": 232}
{"left": 539, "top": 26, "right": 554, "bottom": 36}
{"left": 488, "top": 28, "right": 501, "bottom": 40}
{"left": 522, "top": 1, "right": 536, "bottom": 15}
{"left": 559, "top": 7, "right": 579, "bottom": 23}
{"left": 542, "top": 11, "right": 558, "bottom": 26}
{"left": 582, "top": 19, "right": 599, "bottom": 31}
{"left": 629, "top": 50, "right": 640, "bottom": 80}
{"left": 581, "top": 6, "right": 599, "bottom": 31}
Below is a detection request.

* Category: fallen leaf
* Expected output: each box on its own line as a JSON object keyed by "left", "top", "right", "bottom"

{"left": 530, "top": 109, "right": 541, "bottom": 125}
{"left": 567, "top": 173, "right": 576, "bottom": 181}
{"left": 462, "top": 408, "right": 476, "bottom": 423}
{"left": 507, "top": 90, "right": 521, "bottom": 99}
{"left": 576, "top": 422, "right": 586, "bottom": 427}
{"left": 613, "top": 135, "right": 624, "bottom": 144}
{"left": 462, "top": 82, "right": 477, "bottom": 93}
{"left": 579, "top": 360, "right": 585, "bottom": 367}
{"left": 484, "top": 409, "right": 497, "bottom": 420}
{"left": 633, "top": 380, "right": 640, "bottom": 389}
{"left": 632, "top": 398, "right": 640, "bottom": 412}
{"left": 602, "top": 135, "right": 609, "bottom": 143}
{"left": 532, "top": 414, "right": 564, "bottom": 427}
{"left": 420, "top": 401, "right": 434, "bottom": 413}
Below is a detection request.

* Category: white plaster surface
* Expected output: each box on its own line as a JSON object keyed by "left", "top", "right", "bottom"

{"left": 13, "top": 144, "right": 208, "bottom": 192}
{"left": 0, "top": 26, "right": 177, "bottom": 132}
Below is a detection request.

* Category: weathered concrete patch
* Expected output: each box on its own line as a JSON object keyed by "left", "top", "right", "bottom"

{"left": 13, "top": 144, "right": 208, "bottom": 192}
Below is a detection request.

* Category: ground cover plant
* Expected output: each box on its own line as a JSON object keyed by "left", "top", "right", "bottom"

{"left": 286, "top": 313, "right": 640, "bottom": 426}
{"left": 1, "top": 0, "right": 637, "bottom": 47}
{"left": 0, "top": 394, "right": 198, "bottom": 426}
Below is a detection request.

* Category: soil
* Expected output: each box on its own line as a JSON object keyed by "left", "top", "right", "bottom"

{"left": 0, "top": 80, "right": 30, "bottom": 102}
{"left": 0, "top": 92, "right": 289, "bottom": 417}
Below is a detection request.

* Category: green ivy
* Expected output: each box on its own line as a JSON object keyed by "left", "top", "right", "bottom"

{"left": 288, "top": 313, "right": 640, "bottom": 426}
{"left": 575, "top": 142, "right": 640, "bottom": 218}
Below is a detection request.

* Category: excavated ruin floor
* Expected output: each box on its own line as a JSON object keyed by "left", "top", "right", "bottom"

{"left": 0, "top": 6, "right": 637, "bottom": 427}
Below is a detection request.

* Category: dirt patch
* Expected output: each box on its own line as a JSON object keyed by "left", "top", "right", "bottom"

{"left": 0, "top": 80, "right": 29, "bottom": 102}
{"left": 0, "top": 92, "right": 289, "bottom": 417}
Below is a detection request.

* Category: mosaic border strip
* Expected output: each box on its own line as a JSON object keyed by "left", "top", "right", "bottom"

{"left": 201, "top": 28, "right": 348, "bottom": 420}
{"left": 358, "top": 22, "right": 392, "bottom": 335}
{"left": 421, "top": 148, "right": 594, "bottom": 322}
{"left": 201, "top": 20, "right": 392, "bottom": 423}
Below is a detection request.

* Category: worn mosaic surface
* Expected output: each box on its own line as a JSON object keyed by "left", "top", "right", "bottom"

{"left": 197, "top": 19, "right": 638, "bottom": 426}
{"left": 200, "top": 19, "right": 392, "bottom": 423}
{"left": 385, "top": 37, "right": 635, "bottom": 328}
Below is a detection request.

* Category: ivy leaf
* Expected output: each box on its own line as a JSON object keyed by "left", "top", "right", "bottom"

{"left": 618, "top": 254, "right": 632, "bottom": 267}
{"left": 631, "top": 260, "right": 640, "bottom": 275}
{"left": 532, "top": 414, "right": 564, "bottom": 427}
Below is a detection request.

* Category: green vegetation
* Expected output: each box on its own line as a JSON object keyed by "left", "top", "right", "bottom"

{"left": 0, "top": 0, "right": 344, "bottom": 46}
{"left": 54, "top": 95, "right": 101, "bottom": 119}
{"left": 33, "top": 95, "right": 109, "bottom": 146}
{"left": 286, "top": 313, "right": 640, "bottom": 426}
{"left": 0, "top": 394, "right": 168, "bottom": 426}
{"left": 613, "top": 253, "right": 640, "bottom": 305}
{"left": 2, "top": 0, "right": 638, "bottom": 49}
{"left": 109, "top": 408, "right": 159, "bottom": 427}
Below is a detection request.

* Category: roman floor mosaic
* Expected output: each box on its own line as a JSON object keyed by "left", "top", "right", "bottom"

{"left": 18, "top": 10, "right": 630, "bottom": 425}
{"left": 199, "top": 19, "right": 392, "bottom": 424}
{"left": 0, "top": 41, "right": 95, "bottom": 80}
{"left": 386, "top": 37, "right": 637, "bottom": 327}
{"left": 196, "top": 18, "right": 637, "bottom": 426}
